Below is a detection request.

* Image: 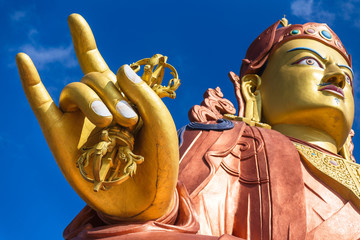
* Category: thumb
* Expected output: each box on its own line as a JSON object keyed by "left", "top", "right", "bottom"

{"left": 116, "top": 65, "right": 173, "bottom": 126}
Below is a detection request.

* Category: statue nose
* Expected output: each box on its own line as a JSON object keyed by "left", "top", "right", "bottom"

{"left": 321, "top": 59, "right": 346, "bottom": 89}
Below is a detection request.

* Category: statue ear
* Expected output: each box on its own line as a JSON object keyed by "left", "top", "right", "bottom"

{"left": 241, "top": 74, "right": 262, "bottom": 122}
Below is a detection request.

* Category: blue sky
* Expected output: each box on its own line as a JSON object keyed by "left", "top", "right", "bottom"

{"left": 2, "top": 0, "right": 360, "bottom": 239}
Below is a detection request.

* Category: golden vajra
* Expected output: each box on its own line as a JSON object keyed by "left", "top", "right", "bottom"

{"left": 130, "top": 54, "right": 180, "bottom": 98}
{"left": 77, "top": 54, "right": 180, "bottom": 192}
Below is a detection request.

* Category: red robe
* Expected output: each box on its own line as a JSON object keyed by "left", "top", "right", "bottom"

{"left": 64, "top": 121, "right": 360, "bottom": 240}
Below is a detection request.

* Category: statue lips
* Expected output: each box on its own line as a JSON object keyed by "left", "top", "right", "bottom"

{"left": 319, "top": 85, "right": 344, "bottom": 99}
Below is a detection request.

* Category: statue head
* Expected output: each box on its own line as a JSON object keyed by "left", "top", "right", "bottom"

{"left": 239, "top": 18, "right": 354, "bottom": 152}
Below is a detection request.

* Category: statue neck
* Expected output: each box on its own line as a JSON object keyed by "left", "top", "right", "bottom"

{"left": 272, "top": 124, "right": 338, "bottom": 154}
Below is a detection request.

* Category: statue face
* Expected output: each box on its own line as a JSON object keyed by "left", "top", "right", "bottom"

{"left": 260, "top": 39, "right": 354, "bottom": 148}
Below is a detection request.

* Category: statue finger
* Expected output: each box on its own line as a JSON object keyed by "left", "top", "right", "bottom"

{"left": 59, "top": 82, "right": 113, "bottom": 128}
{"left": 81, "top": 72, "right": 138, "bottom": 128}
{"left": 116, "top": 65, "right": 172, "bottom": 125}
{"left": 116, "top": 65, "right": 179, "bottom": 216}
{"left": 16, "top": 52, "right": 63, "bottom": 130}
{"left": 68, "top": 13, "right": 116, "bottom": 83}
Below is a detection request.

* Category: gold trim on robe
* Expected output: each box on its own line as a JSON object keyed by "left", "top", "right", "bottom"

{"left": 293, "top": 142, "right": 360, "bottom": 210}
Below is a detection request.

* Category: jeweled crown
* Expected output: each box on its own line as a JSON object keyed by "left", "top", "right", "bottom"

{"left": 240, "top": 17, "right": 351, "bottom": 78}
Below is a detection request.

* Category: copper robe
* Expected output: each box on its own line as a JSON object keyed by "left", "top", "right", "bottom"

{"left": 64, "top": 121, "right": 360, "bottom": 239}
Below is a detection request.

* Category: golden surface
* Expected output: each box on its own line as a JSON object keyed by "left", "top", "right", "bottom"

{"left": 16, "top": 13, "right": 179, "bottom": 220}
{"left": 130, "top": 54, "right": 181, "bottom": 99}
{"left": 241, "top": 74, "right": 262, "bottom": 123}
{"left": 259, "top": 39, "right": 354, "bottom": 153}
{"left": 77, "top": 54, "right": 180, "bottom": 192}
{"left": 16, "top": 13, "right": 356, "bottom": 223}
{"left": 294, "top": 142, "right": 360, "bottom": 209}
{"left": 280, "top": 15, "right": 291, "bottom": 27}
{"left": 77, "top": 126, "right": 144, "bottom": 192}
{"left": 224, "top": 114, "right": 271, "bottom": 129}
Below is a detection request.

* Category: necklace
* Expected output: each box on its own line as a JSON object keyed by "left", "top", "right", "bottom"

{"left": 293, "top": 142, "right": 360, "bottom": 209}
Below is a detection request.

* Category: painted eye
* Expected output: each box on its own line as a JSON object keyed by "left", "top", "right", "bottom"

{"left": 345, "top": 73, "right": 352, "bottom": 86}
{"left": 293, "top": 57, "right": 323, "bottom": 68}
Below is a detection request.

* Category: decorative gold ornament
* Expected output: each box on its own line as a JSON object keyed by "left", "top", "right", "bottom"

{"left": 16, "top": 13, "right": 181, "bottom": 219}
{"left": 77, "top": 125, "right": 144, "bottom": 192}
{"left": 294, "top": 142, "right": 360, "bottom": 209}
{"left": 77, "top": 54, "right": 180, "bottom": 192}
{"left": 224, "top": 114, "right": 271, "bottom": 129}
{"left": 280, "top": 15, "right": 291, "bottom": 27}
{"left": 224, "top": 73, "right": 271, "bottom": 128}
{"left": 16, "top": 12, "right": 358, "bottom": 224}
{"left": 241, "top": 74, "right": 262, "bottom": 123}
{"left": 130, "top": 54, "right": 180, "bottom": 99}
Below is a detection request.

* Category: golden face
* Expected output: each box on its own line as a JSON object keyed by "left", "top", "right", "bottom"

{"left": 260, "top": 39, "right": 354, "bottom": 148}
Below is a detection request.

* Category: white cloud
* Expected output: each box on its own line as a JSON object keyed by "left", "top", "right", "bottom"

{"left": 10, "top": 10, "right": 27, "bottom": 22}
{"left": 291, "top": 0, "right": 313, "bottom": 19}
{"left": 340, "top": 2, "right": 354, "bottom": 20}
{"left": 9, "top": 9, "right": 77, "bottom": 70}
{"left": 290, "top": 0, "right": 360, "bottom": 28}
{"left": 290, "top": 0, "right": 335, "bottom": 24}
{"left": 355, "top": 19, "right": 360, "bottom": 28}
{"left": 7, "top": 15, "right": 77, "bottom": 71}
{"left": 316, "top": 10, "right": 336, "bottom": 24}
{"left": 19, "top": 43, "right": 77, "bottom": 70}
{"left": 27, "top": 28, "right": 38, "bottom": 40}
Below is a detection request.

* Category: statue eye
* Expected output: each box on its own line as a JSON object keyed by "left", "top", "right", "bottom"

{"left": 345, "top": 73, "right": 352, "bottom": 86}
{"left": 293, "top": 57, "right": 323, "bottom": 68}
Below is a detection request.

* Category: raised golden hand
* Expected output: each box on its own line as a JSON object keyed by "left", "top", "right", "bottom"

{"left": 15, "top": 13, "right": 179, "bottom": 221}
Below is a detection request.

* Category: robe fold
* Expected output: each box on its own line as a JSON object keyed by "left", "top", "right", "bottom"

{"left": 64, "top": 121, "right": 360, "bottom": 240}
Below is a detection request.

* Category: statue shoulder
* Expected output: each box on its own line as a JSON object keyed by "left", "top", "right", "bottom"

{"left": 294, "top": 142, "right": 360, "bottom": 210}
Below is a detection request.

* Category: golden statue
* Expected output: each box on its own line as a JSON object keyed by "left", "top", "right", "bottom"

{"left": 16, "top": 14, "right": 360, "bottom": 239}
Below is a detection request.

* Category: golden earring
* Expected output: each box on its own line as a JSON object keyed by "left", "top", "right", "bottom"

{"left": 224, "top": 74, "right": 270, "bottom": 129}
{"left": 241, "top": 74, "right": 262, "bottom": 122}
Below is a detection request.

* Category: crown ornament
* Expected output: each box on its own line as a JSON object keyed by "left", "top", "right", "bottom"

{"left": 240, "top": 16, "right": 351, "bottom": 78}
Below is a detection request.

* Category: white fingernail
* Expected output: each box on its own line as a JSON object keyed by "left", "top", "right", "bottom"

{"left": 116, "top": 100, "right": 137, "bottom": 118}
{"left": 91, "top": 100, "right": 112, "bottom": 117}
{"left": 124, "top": 65, "right": 142, "bottom": 83}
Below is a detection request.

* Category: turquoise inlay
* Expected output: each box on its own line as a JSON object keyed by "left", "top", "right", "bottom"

{"left": 287, "top": 47, "right": 326, "bottom": 60}
{"left": 321, "top": 30, "right": 332, "bottom": 39}
{"left": 291, "top": 29, "right": 300, "bottom": 35}
{"left": 337, "top": 64, "right": 354, "bottom": 76}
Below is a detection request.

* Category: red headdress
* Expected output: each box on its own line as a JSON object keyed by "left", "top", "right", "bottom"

{"left": 239, "top": 18, "right": 351, "bottom": 79}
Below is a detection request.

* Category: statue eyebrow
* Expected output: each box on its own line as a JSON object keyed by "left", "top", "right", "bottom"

{"left": 337, "top": 64, "right": 354, "bottom": 76}
{"left": 287, "top": 47, "right": 354, "bottom": 76}
{"left": 287, "top": 47, "right": 326, "bottom": 60}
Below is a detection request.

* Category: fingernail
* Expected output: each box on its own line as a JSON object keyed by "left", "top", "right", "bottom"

{"left": 91, "top": 100, "right": 112, "bottom": 117}
{"left": 116, "top": 100, "right": 137, "bottom": 118}
{"left": 124, "top": 65, "right": 142, "bottom": 83}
